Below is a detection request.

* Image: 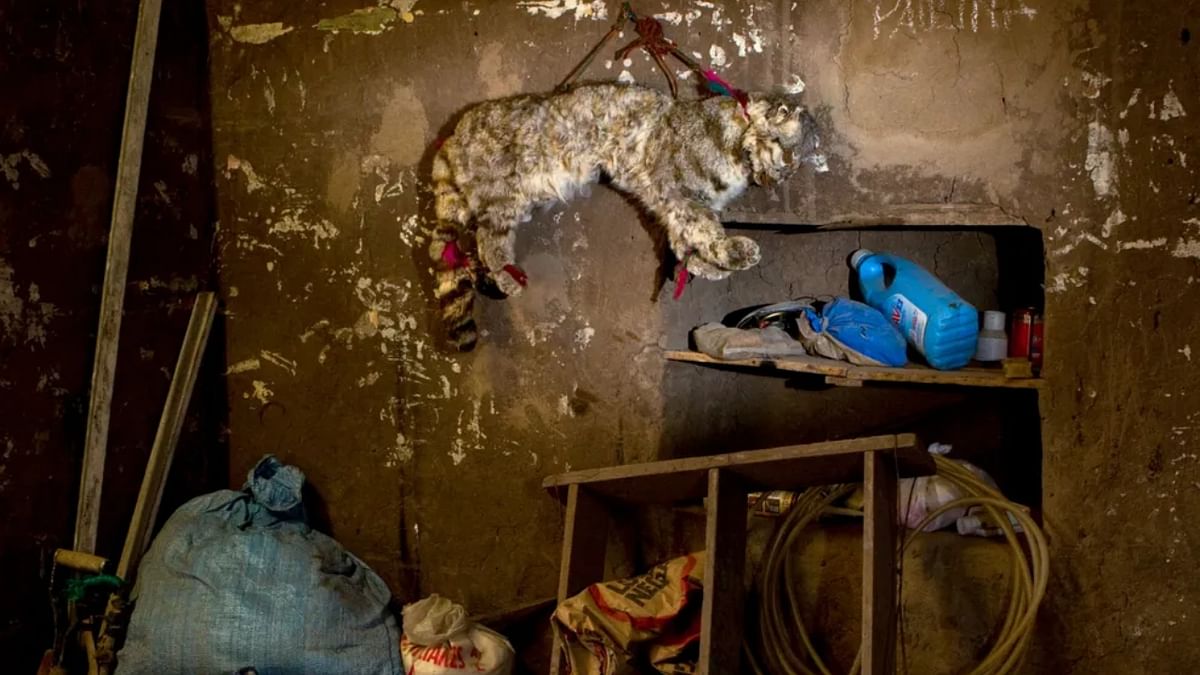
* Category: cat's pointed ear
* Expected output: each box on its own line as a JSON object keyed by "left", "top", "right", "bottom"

{"left": 771, "top": 103, "right": 792, "bottom": 124}
{"left": 778, "top": 93, "right": 811, "bottom": 118}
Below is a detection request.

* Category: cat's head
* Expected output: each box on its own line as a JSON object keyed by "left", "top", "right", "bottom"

{"left": 742, "top": 94, "right": 826, "bottom": 187}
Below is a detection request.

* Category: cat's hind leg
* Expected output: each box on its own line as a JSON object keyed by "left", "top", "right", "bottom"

{"left": 477, "top": 204, "right": 529, "bottom": 296}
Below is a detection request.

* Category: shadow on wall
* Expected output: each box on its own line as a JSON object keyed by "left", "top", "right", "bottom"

{"left": 96, "top": 0, "right": 231, "bottom": 556}
{"left": 0, "top": 0, "right": 229, "bottom": 671}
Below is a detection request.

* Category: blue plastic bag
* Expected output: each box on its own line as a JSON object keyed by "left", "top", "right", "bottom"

{"left": 118, "top": 456, "right": 402, "bottom": 675}
{"left": 798, "top": 298, "right": 908, "bottom": 367}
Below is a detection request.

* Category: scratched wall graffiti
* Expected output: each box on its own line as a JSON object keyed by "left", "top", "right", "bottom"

{"left": 873, "top": 0, "right": 1037, "bottom": 39}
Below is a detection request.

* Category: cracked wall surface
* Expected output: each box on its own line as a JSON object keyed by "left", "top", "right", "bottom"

{"left": 2, "top": 0, "right": 1197, "bottom": 671}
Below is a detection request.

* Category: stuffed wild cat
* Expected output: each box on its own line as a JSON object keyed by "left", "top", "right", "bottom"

{"left": 430, "top": 82, "right": 825, "bottom": 351}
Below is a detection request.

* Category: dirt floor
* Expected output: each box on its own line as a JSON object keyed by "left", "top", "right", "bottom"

{"left": 3, "top": 0, "right": 1200, "bottom": 672}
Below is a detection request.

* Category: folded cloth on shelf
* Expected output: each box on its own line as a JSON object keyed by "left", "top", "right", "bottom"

{"left": 692, "top": 322, "right": 810, "bottom": 360}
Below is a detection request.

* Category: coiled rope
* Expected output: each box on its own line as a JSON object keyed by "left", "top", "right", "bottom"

{"left": 749, "top": 455, "right": 1049, "bottom": 675}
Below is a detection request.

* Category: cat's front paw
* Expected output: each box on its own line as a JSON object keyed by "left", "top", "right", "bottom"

{"left": 703, "top": 235, "right": 760, "bottom": 271}
{"left": 493, "top": 268, "right": 526, "bottom": 297}
{"left": 686, "top": 256, "right": 732, "bottom": 281}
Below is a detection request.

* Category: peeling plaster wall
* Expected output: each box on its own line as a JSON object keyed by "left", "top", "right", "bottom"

{"left": 202, "top": 0, "right": 1199, "bottom": 672}
{"left": 209, "top": 1, "right": 670, "bottom": 602}
{"left": 1039, "top": 4, "right": 1200, "bottom": 670}
{"left": 0, "top": 1, "right": 223, "bottom": 669}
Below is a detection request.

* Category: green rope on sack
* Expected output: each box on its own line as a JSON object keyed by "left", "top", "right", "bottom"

{"left": 65, "top": 574, "right": 124, "bottom": 603}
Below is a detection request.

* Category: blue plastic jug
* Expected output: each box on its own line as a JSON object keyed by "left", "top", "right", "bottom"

{"left": 850, "top": 249, "right": 978, "bottom": 370}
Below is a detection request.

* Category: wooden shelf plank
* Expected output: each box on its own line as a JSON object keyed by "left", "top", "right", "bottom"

{"left": 543, "top": 434, "right": 933, "bottom": 504}
{"left": 665, "top": 350, "right": 1043, "bottom": 390}
{"left": 722, "top": 202, "right": 1026, "bottom": 228}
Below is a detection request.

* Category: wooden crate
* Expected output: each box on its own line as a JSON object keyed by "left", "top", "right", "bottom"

{"left": 543, "top": 433, "right": 934, "bottom": 675}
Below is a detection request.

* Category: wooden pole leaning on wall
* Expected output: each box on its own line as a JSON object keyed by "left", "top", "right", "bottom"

{"left": 94, "top": 292, "right": 216, "bottom": 674}
{"left": 74, "top": 0, "right": 165, "bottom": 554}
{"left": 115, "top": 292, "right": 216, "bottom": 580}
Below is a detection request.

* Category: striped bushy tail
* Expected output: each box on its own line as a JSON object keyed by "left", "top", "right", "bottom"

{"left": 429, "top": 148, "right": 478, "bottom": 351}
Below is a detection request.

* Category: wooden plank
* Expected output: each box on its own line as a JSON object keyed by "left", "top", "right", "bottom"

{"left": 862, "top": 451, "right": 899, "bottom": 675}
{"left": 544, "top": 435, "right": 902, "bottom": 495}
{"left": 825, "top": 375, "right": 865, "bottom": 387}
{"left": 665, "top": 350, "right": 1044, "bottom": 390}
{"left": 1003, "top": 358, "right": 1034, "bottom": 379}
{"left": 699, "top": 469, "right": 746, "bottom": 675}
{"left": 74, "top": 0, "right": 166, "bottom": 554}
{"left": 116, "top": 293, "right": 216, "bottom": 580}
{"left": 551, "top": 484, "right": 609, "bottom": 675}
{"left": 665, "top": 349, "right": 849, "bottom": 378}
{"left": 841, "top": 364, "right": 1043, "bottom": 389}
{"left": 722, "top": 202, "right": 1025, "bottom": 228}
{"left": 555, "top": 485, "right": 610, "bottom": 600}
{"left": 543, "top": 434, "right": 933, "bottom": 504}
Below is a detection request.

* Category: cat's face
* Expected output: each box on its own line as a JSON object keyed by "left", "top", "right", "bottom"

{"left": 743, "top": 95, "right": 826, "bottom": 186}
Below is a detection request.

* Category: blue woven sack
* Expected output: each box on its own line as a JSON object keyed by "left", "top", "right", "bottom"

{"left": 118, "top": 455, "right": 401, "bottom": 675}
{"left": 798, "top": 298, "right": 908, "bottom": 367}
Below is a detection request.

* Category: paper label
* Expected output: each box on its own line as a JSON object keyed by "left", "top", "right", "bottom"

{"left": 887, "top": 293, "right": 928, "bottom": 352}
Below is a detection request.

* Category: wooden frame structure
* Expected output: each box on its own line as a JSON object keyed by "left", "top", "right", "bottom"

{"left": 543, "top": 433, "right": 933, "bottom": 675}
{"left": 665, "top": 351, "right": 1043, "bottom": 390}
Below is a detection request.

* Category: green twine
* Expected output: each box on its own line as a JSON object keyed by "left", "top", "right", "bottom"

{"left": 65, "top": 574, "right": 123, "bottom": 602}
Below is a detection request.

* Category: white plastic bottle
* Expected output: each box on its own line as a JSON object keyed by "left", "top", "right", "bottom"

{"left": 974, "top": 310, "right": 1008, "bottom": 362}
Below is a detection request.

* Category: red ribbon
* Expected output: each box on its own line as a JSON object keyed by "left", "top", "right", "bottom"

{"left": 441, "top": 240, "right": 469, "bottom": 269}
{"left": 442, "top": 243, "right": 528, "bottom": 288}
{"left": 673, "top": 258, "right": 690, "bottom": 300}
{"left": 502, "top": 264, "right": 528, "bottom": 287}
{"left": 702, "top": 69, "right": 750, "bottom": 117}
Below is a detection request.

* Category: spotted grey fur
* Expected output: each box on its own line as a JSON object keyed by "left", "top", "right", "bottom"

{"left": 430, "top": 82, "right": 824, "bottom": 351}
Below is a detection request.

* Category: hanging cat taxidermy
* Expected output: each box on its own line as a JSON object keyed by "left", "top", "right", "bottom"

{"left": 430, "top": 82, "right": 827, "bottom": 351}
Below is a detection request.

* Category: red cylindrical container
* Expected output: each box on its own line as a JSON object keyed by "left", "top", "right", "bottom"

{"left": 1030, "top": 314, "right": 1044, "bottom": 371}
{"left": 1009, "top": 308, "right": 1034, "bottom": 358}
